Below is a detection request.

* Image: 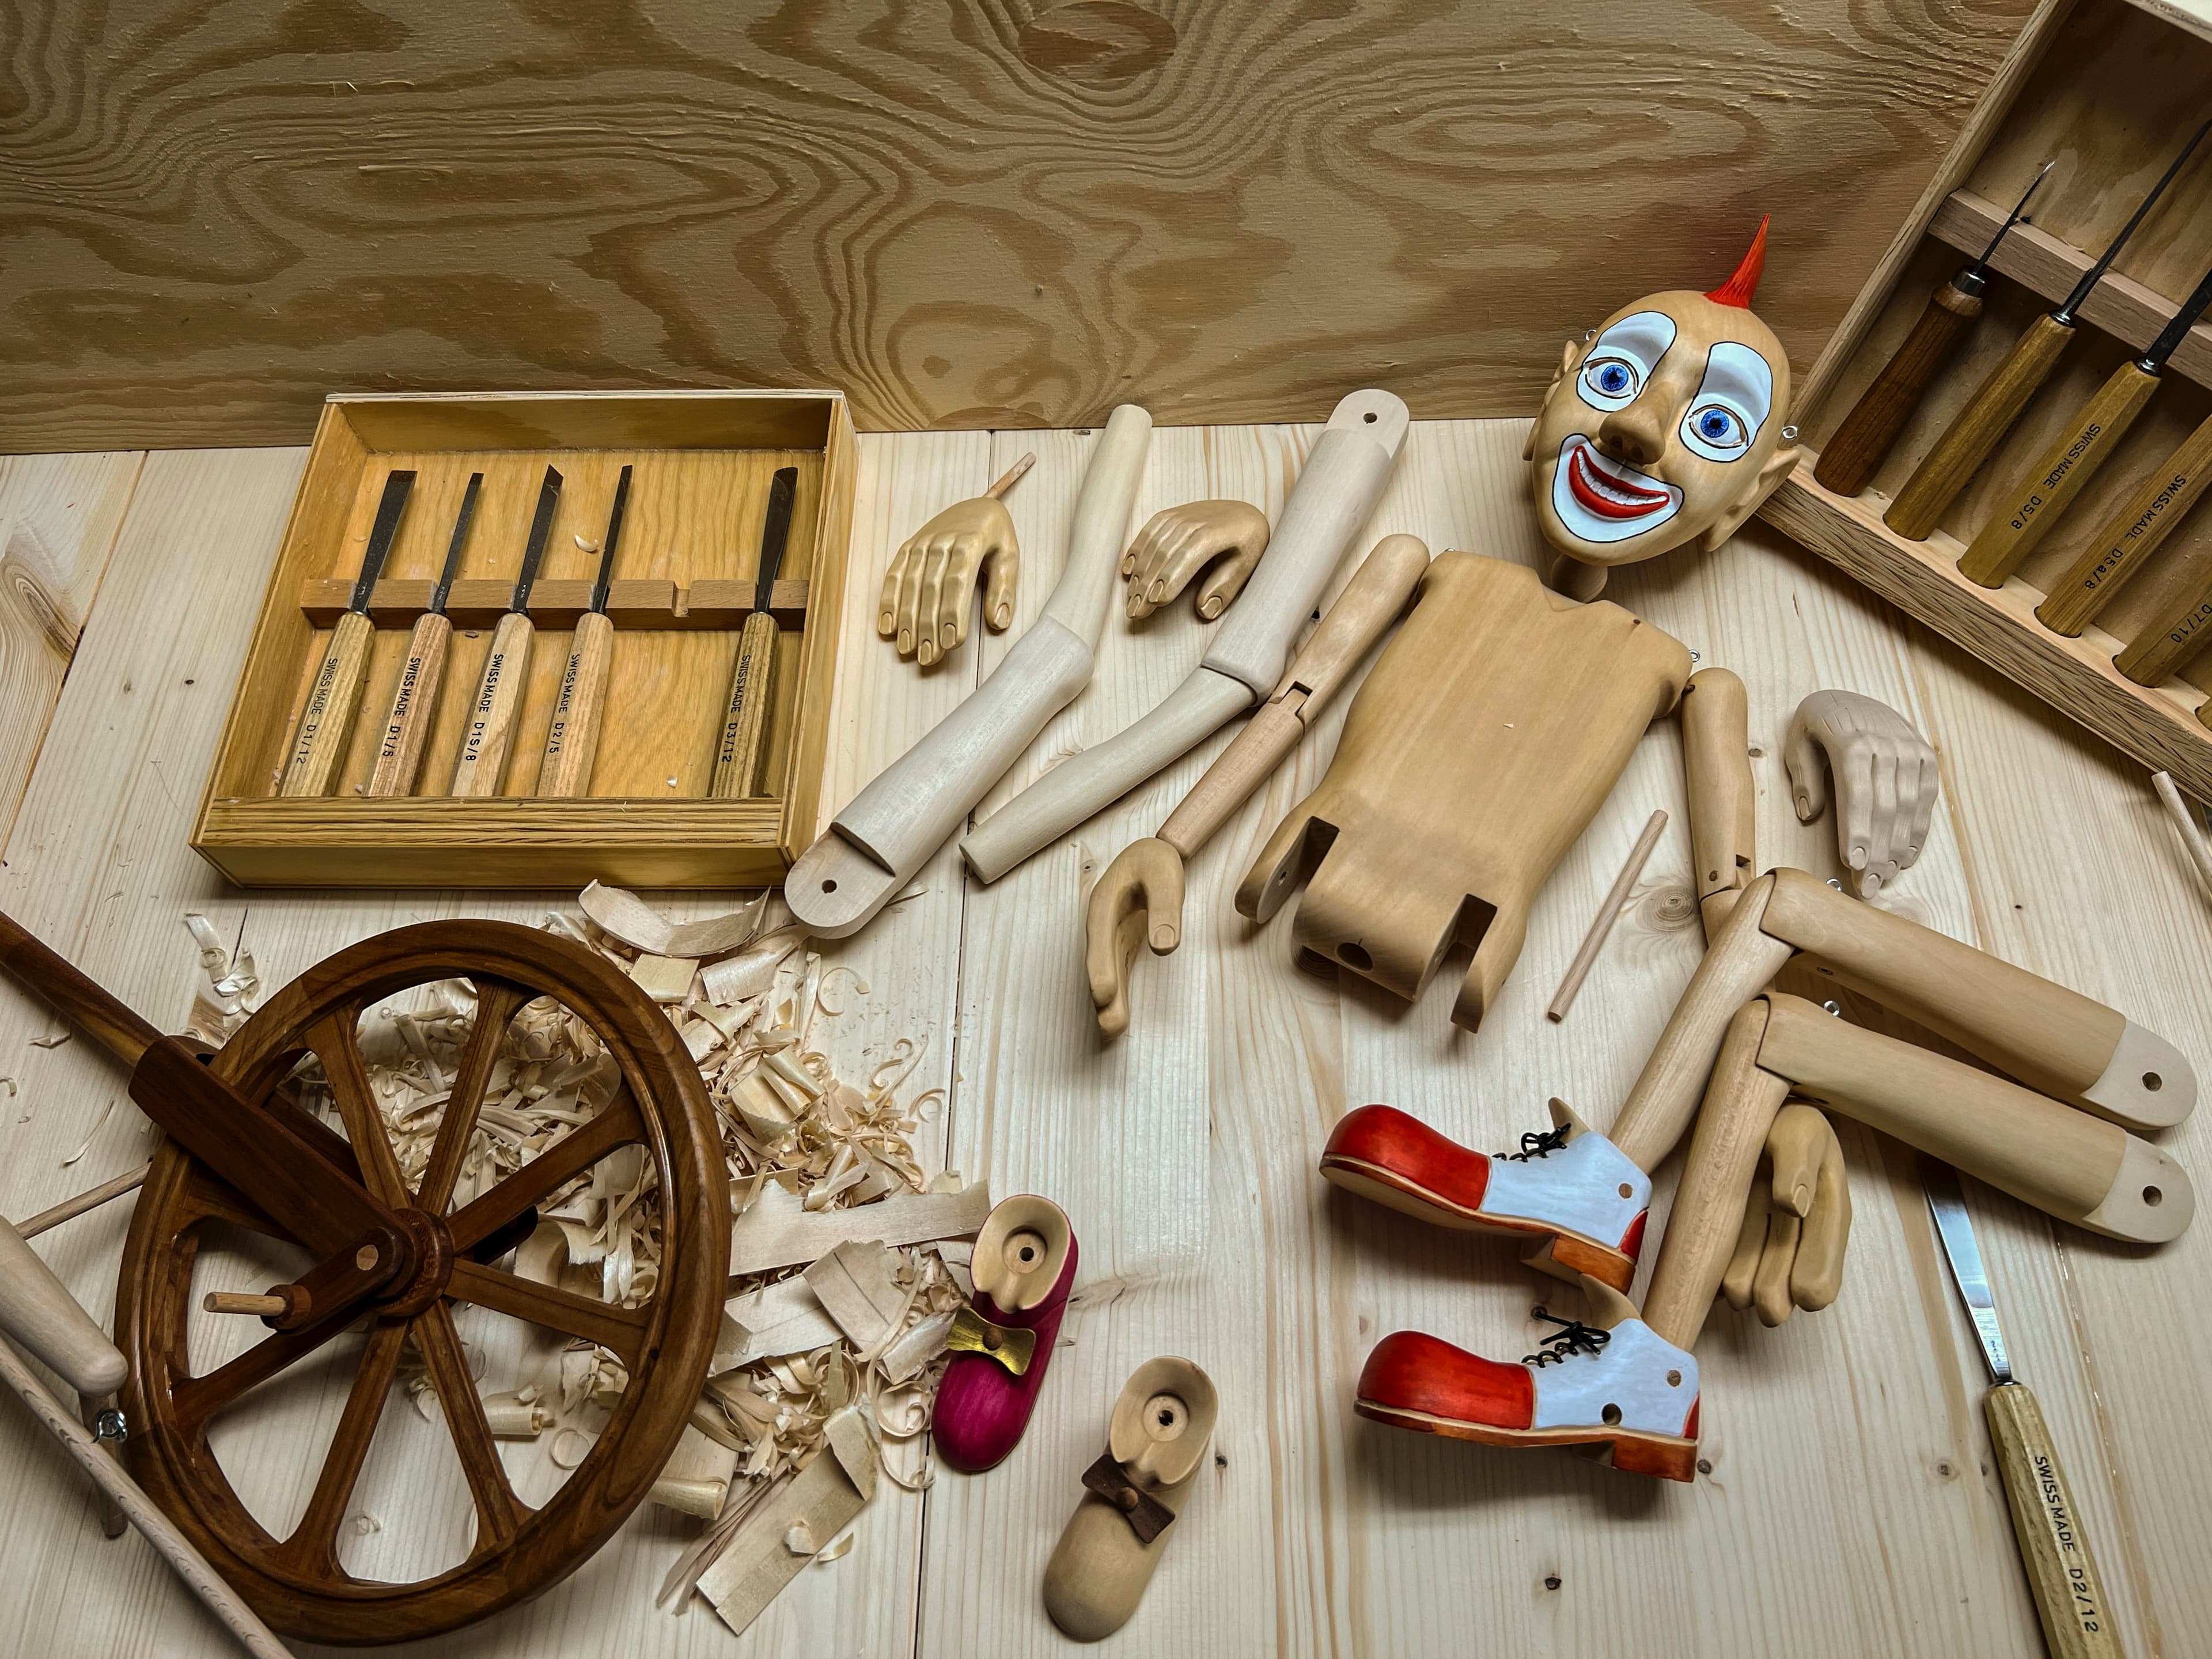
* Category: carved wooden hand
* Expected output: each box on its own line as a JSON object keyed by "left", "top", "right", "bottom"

{"left": 878, "top": 493, "right": 1020, "bottom": 665}
{"left": 1783, "top": 688, "right": 1939, "bottom": 897}
{"left": 1120, "top": 499, "right": 1271, "bottom": 620}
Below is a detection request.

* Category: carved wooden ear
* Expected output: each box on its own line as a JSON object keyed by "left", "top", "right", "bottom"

{"left": 1524, "top": 340, "right": 1586, "bottom": 462}
{"left": 1695, "top": 442, "right": 1802, "bottom": 555}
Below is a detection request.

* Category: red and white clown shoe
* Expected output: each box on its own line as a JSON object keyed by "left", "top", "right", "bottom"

{"left": 1354, "top": 1283, "right": 1700, "bottom": 1482}
{"left": 1319, "top": 1098, "right": 1649, "bottom": 1291}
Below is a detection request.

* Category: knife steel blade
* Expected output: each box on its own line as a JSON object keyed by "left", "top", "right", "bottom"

{"left": 1923, "top": 1156, "right": 2012, "bottom": 1384}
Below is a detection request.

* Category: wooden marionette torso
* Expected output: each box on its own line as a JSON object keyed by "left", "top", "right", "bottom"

{"left": 1237, "top": 551, "right": 1692, "bottom": 1029}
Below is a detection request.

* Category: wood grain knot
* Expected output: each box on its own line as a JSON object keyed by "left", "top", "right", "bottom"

{"left": 1018, "top": 1, "right": 1177, "bottom": 86}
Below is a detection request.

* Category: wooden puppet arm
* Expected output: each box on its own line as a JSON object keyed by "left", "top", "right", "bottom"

{"left": 1680, "top": 667, "right": 1756, "bottom": 940}
{"left": 960, "top": 391, "right": 1410, "bottom": 885}
{"left": 1082, "top": 535, "right": 1430, "bottom": 1036}
{"left": 787, "top": 406, "right": 1153, "bottom": 939}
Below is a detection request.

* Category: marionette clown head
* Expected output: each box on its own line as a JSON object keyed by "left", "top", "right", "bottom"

{"left": 1528, "top": 218, "right": 1800, "bottom": 569}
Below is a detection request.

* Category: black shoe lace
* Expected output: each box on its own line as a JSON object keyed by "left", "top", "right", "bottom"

{"left": 1522, "top": 1306, "right": 1609, "bottom": 1367}
{"left": 1501, "top": 1124, "right": 1570, "bottom": 1162}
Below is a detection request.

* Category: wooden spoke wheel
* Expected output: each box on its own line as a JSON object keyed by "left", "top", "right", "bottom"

{"left": 112, "top": 921, "right": 728, "bottom": 1646}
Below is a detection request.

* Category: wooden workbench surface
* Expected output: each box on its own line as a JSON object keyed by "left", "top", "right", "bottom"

{"left": 1, "top": 421, "right": 2207, "bottom": 1657}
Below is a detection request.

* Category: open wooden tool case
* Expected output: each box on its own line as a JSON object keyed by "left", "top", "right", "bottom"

{"left": 1764, "top": 0, "right": 2212, "bottom": 794}
{"left": 191, "top": 390, "right": 855, "bottom": 888}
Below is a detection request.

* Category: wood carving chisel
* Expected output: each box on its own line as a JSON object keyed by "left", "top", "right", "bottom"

{"left": 1813, "top": 162, "right": 2051, "bottom": 498}
{"left": 2038, "top": 406, "right": 2212, "bottom": 635}
{"left": 278, "top": 468, "right": 415, "bottom": 797}
{"left": 1887, "top": 120, "right": 2209, "bottom": 540}
{"left": 709, "top": 465, "right": 798, "bottom": 799}
{"left": 1923, "top": 1160, "right": 2121, "bottom": 1659}
{"left": 451, "top": 464, "right": 562, "bottom": 798}
{"left": 367, "top": 470, "right": 481, "bottom": 797}
{"left": 537, "top": 463, "right": 632, "bottom": 797}
{"left": 1960, "top": 255, "right": 2212, "bottom": 588}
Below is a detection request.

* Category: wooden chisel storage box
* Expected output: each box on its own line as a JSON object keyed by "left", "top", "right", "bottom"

{"left": 1762, "top": 0, "right": 2212, "bottom": 798}
{"left": 191, "top": 389, "right": 855, "bottom": 887}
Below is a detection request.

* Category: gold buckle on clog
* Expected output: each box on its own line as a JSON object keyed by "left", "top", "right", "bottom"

{"left": 946, "top": 1304, "right": 1036, "bottom": 1374}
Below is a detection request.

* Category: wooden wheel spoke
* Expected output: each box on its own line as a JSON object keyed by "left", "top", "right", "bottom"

{"left": 173, "top": 1312, "right": 357, "bottom": 1434}
{"left": 272, "top": 1320, "right": 408, "bottom": 1574}
{"left": 446, "top": 1258, "right": 648, "bottom": 1363}
{"left": 447, "top": 1092, "right": 646, "bottom": 1252}
{"left": 416, "top": 979, "right": 530, "bottom": 1213}
{"left": 308, "top": 1006, "right": 410, "bottom": 1207}
{"left": 412, "top": 1302, "right": 529, "bottom": 1552}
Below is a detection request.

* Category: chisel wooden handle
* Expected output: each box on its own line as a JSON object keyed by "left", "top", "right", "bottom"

{"left": 1959, "top": 362, "right": 2162, "bottom": 588}
{"left": 2039, "top": 412, "right": 2212, "bottom": 637}
{"left": 278, "top": 609, "right": 373, "bottom": 797}
{"left": 710, "top": 611, "right": 778, "bottom": 798}
{"left": 537, "top": 610, "right": 615, "bottom": 798}
{"left": 366, "top": 611, "right": 452, "bottom": 797}
{"left": 451, "top": 610, "right": 534, "bottom": 797}
{"left": 1984, "top": 1382, "right": 2123, "bottom": 1659}
{"left": 0, "top": 1218, "right": 126, "bottom": 1397}
{"left": 2116, "top": 571, "right": 2212, "bottom": 685}
{"left": 1887, "top": 313, "right": 2078, "bottom": 540}
{"left": 1815, "top": 279, "right": 1983, "bottom": 498}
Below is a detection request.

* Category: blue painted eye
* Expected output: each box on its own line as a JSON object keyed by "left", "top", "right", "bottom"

{"left": 1688, "top": 404, "right": 1746, "bottom": 452}
{"left": 1597, "top": 362, "right": 1631, "bottom": 394}
{"left": 1579, "top": 354, "right": 1641, "bottom": 411}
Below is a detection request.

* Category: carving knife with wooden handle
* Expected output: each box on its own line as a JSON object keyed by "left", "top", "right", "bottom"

{"left": 1923, "top": 1160, "right": 2122, "bottom": 1659}
{"left": 278, "top": 468, "right": 414, "bottom": 797}
{"left": 450, "top": 464, "right": 562, "bottom": 798}
{"left": 710, "top": 465, "right": 798, "bottom": 799}
{"left": 368, "top": 471, "right": 480, "bottom": 797}
{"left": 1959, "top": 256, "right": 2212, "bottom": 589}
{"left": 2038, "top": 410, "right": 2212, "bottom": 637}
{"left": 1885, "top": 121, "right": 2207, "bottom": 543}
{"left": 537, "top": 464, "right": 632, "bottom": 798}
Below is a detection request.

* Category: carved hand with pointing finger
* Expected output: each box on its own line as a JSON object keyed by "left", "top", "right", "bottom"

{"left": 1121, "top": 500, "right": 1271, "bottom": 621}
{"left": 880, "top": 495, "right": 1020, "bottom": 666}
{"left": 1784, "top": 689, "right": 1940, "bottom": 899}
{"left": 1721, "top": 1101, "right": 1852, "bottom": 1325}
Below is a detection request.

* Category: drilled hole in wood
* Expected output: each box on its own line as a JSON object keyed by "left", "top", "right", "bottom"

{"left": 1363, "top": 411, "right": 1377, "bottom": 423}
{"left": 1338, "top": 942, "right": 1372, "bottom": 971}
{"left": 1600, "top": 1403, "right": 1622, "bottom": 1426}
{"left": 2144, "top": 1185, "right": 2164, "bottom": 1206}
{"left": 821, "top": 879, "right": 838, "bottom": 893}
{"left": 2143, "top": 1071, "right": 2163, "bottom": 1092}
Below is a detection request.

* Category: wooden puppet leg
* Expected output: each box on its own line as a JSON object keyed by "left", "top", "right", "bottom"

{"left": 1755, "top": 994, "right": 2191, "bottom": 1243}
{"left": 1641, "top": 1001, "right": 1790, "bottom": 1351}
{"left": 1606, "top": 872, "right": 1794, "bottom": 1174}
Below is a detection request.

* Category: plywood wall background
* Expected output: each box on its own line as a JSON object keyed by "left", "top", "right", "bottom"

{"left": 2, "top": 0, "right": 2035, "bottom": 450}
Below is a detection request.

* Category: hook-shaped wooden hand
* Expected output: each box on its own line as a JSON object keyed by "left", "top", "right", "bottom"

{"left": 1120, "top": 499, "right": 1271, "bottom": 621}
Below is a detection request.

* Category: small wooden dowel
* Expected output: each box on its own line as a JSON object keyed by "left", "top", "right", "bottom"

{"left": 1547, "top": 809, "right": 1668, "bottom": 1023}
{"left": 2153, "top": 771, "right": 2212, "bottom": 902}
{"left": 0, "top": 1333, "right": 293, "bottom": 1657}
{"left": 15, "top": 1162, "right": 151, "bottom": 1240}
{"left": 202, "top": 1292, "right": 288, "bottom": 1317}
{"left": 985, "top": 453, "right": 1036, "bottom": 501}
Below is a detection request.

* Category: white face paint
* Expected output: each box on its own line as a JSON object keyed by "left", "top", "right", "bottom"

{"left": 1550, "top": 433, "right": 1683, "bottom": 544}
{"left": 1575, "top": 311, "right": 1677, "bottom": 413}
{"left": 1677, "top": 340, "right": 1774, "bottom": 463}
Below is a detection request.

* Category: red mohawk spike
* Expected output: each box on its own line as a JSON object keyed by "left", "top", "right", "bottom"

{"left": 1705, "top": 215, "right": 1769, "bottom": 309}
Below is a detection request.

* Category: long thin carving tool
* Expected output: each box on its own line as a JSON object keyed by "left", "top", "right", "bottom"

{"left": 1960, "top": 256, "right": 2212, "bottom": 587}
{"left": 1923, "top": 1160, "right": 2121, "bottom": 1659}
{"left": 1815, "top": 162, "right": 2051, "bottom": 497}
{"left": 279, "top": 469, "right": 414, "bottom": 797}
{"left": 2038, "top": 406, "right": 2212, "bottom": 635}
{"left": 709, "top": 466, "right": 799, "bottom": 799}
{"left": 451, "top": 464, "right": 562, "bottom": 798}
{"left": 538, "top": 464, "right": 633, "bottom": 798}
{"left": 1887, "top": 120, "right": 2210, "bottom": 540}
{"left": 368, "top": 471, "right": 481, "bottom": 797}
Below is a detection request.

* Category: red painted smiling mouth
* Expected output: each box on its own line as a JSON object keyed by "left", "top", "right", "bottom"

{"left": 1567, "top": 438, "right": 1673, "bottom": 520}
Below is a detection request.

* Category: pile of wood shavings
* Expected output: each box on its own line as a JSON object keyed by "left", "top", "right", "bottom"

{"left": 219, "top": 885, "right": 968, "bottom": 1610}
